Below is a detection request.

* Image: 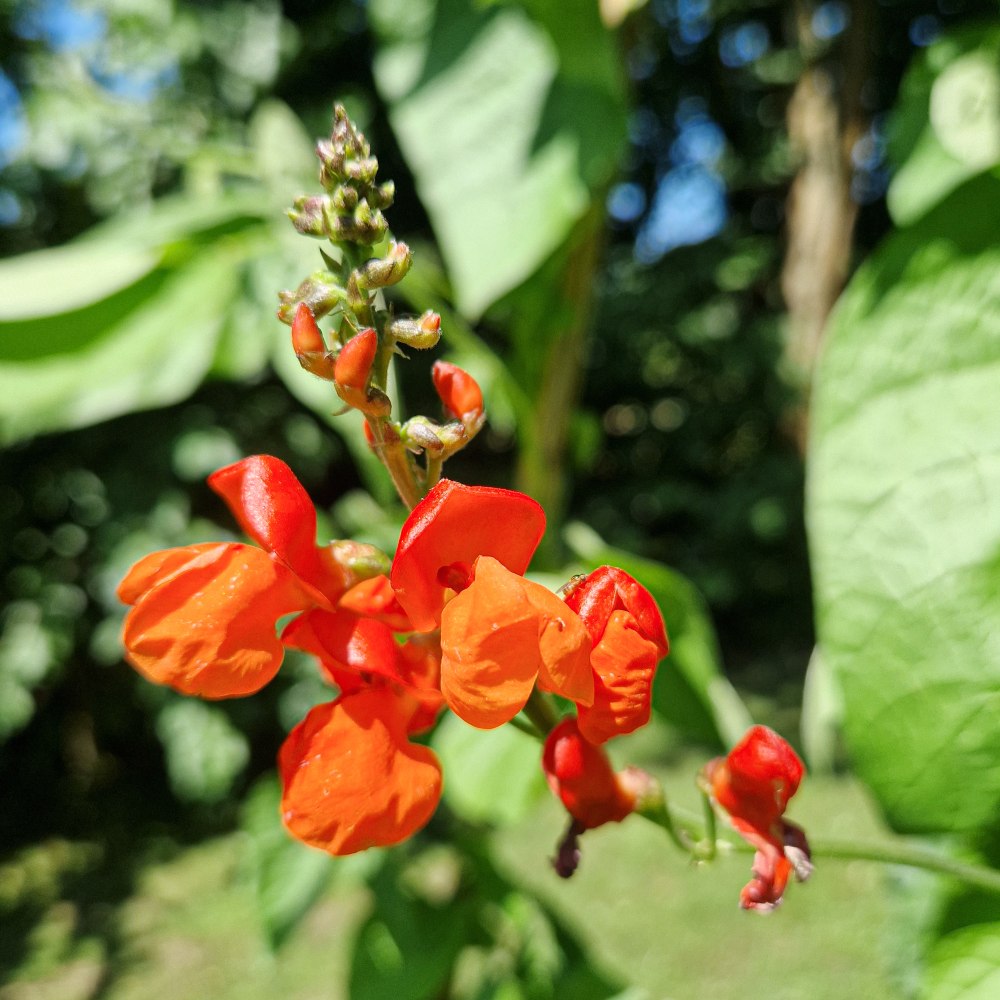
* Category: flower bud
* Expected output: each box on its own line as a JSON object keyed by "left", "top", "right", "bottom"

{"left": 290, "top": 303, "right": 336, "bottom": 381}
{"left": 387, "top": 310, "right": 442, "bottom": 350}
{"left": 288, "top": 195, "right": 328, "bottom": 237}
{"left": 432, "top": 361, "right": 484, "bottom": 423}
{"left": 277, "top": 273, "right": 346, "bottom": 324}
{"left": 334, "top": 329, "right": 391, "bottom": 416}
{"left": 291, "top": 303, "right": 325, "bottom": 355}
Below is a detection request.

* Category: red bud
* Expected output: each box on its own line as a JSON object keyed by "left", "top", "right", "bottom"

{"left": 432, "top": 361, "right": 483, "bottom": 422}
{"left": 335, "top": 328, "right": 378, "bottom": 390}
{"left": 291, "top": 303, "right": 326, "bottom": 355}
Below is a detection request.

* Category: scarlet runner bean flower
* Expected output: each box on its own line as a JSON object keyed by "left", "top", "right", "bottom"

{"left": 390, "top": 478, "right": 595, "bottom": 728}
{"left": 119, "top": 454, "right": 445, "bottom": 854}
{"left": 704, "top": 725, "right": 813, "bottom": 911}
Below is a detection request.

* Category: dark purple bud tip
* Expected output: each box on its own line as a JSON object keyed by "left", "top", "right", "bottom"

{"left": 552, "top": 820, "right": 585, "bottom": 878}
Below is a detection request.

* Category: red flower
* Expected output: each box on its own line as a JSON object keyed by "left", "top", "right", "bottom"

{"left": 563, "top": 567, "right": 669, "bottom": 744}
{"left": 391, "top": 479, "right": 594, "bottom": 728}
{"left": 119, "top": 455, "right": 444, "bottom": 854}
{"left": 705, "top": 725, "right": 812, "bottom": 911}
{"left": 118, "top": 455, "right": 343, "bottom": 697}
{"left": 542, "top": 718, "right": 637, "bottom": 830}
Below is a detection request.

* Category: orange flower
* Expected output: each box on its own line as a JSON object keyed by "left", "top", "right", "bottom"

{"left": 563, "top": 567, "right": 669, "bottom": 744}
{"left": 391, "top": 480, "right": 593, "bottom": 728}
{"left": 119, "top": 455, "right": 444, "bottom": 855}
{"left": 119, "top": 456, "right": 343, "bottom": 697}
{"left": 705, "top": 725, "right": 812, "bottom": 911}
{"left": 390, "top": 478, "right": 546, "bottom": 631}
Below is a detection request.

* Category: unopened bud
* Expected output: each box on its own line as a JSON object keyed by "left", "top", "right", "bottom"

{"left": 334, "top": 328, "right": 378, "bottom": 391}
{"left": 291, "top": 303, "right": 325, "bottom": 355}
{"left": 432, "top": 360, "right": 484, "bottom": 423}
{"left": 357, "top": 242, "right": 413, "bottom": 291}
{"left": 277, "top": 274, "right": 345, "bottom": 325}
{"left": 387, "top": 309, "right": 442, "bottom": 349}
{"left": 368, "top": 180, "right": 395, "bottom": 210}
{"left": 290, "top": 303, "right": 337, "bottom": 381}
{"left": 323, "top": 540, "right": 392, "bottom": 584}
{"left": 400, "top": 416, "right": 445, "bottom": 455}
{"left": 288, "top": 195, "right": 328, "bottom": 237}
{"left": 334, "top": 328, "right": 391, "bottom": 416}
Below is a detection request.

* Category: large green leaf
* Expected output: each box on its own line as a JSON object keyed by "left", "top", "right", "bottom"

{"left": 370, "top": 0, "right": 626, "bottom": 318}
{"left": 564, "top": 522, "right": 751, "bottom": 748}
{"left": 0, "top": 192, "right": 274, "bottom": 443}
{"left": 808, "top": 171, "right": 1000, "bottom": 834}
{"left": 923, "top": 923, "right": 1000, "bottom": 1000}
{"left": 887, "top": 26, "right": 1000, "bottom": 225}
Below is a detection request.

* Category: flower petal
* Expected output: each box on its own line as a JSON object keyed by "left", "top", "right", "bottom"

{"left": 576, "top": 610, "right": 660, "bottom": 744}
{"left": 338, "top": 574, "right": 412, "bottom": 631}
{"left": 391, "top": 479, "right": 545, "bottom": 632}
{"left": 522, "top": 580, "right": 593, "bottom": 707}
{"left": 279, "top": 688, "right": 442, "bottom": 855}
{"left": 281, "top": 608, "right": 402, "bottom": 687}
{"left": 542, "top": 718, "right": 635, "bottom": 829}
{"left": 564, "top": 566, "right": 669, "bottom": 656}
{"left": 439, "top": 556, "right": 541, "bottom": 728}
{"left": 117, "top": 544, "right": 218, "bottom": 605}
{"left": 208, "top": 455, "right": 334, "bottom": 595}
{"left": 121, "top": 543, "right": 309, "bottom": 697}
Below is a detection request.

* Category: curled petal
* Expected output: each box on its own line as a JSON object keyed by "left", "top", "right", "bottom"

{"left": 563, "top": 566, "right": 669, "bottom": 656}
{"left": 391, "top": 479, "right": 545, "bottom": 632}
{"left": 117, "top": 544, "right": 218, "bottom": 605}
{"left": 576, "top": 610, "right": 660, "bottom": 744}
{"left": 291, "top": 302, "right": 326, "bottom": 354}
{"left": 522, "top": 581, "right": 593, "bottom": 707}
{"left": 542, "top": 718, "right": 636, "bottom": 829}
{"left": 281, "top": 608, "right": 401, "bottom": 687}
{"left": 334, "top": 327, "right": 378, "bottom": 390}
{"left": 339, "top": 574, "right": 412, "bottom": 631}
{"left": 279, "top": 688, "right": 442, "bottom": 855}
{"left": 208, "top": 456, "right": 331, "bottom": 597}
{"left": 740, "top": 846, "right": 794, "bottom": 912}
{"left": 121, "top": 543, "right": 309, "bottom": 697}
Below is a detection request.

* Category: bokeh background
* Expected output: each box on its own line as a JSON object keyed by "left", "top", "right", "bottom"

{"left": 3, "top": 1, "right": 1000, "bottom": 997}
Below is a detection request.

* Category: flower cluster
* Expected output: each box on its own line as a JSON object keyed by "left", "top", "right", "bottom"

{"left": 704, "top": 725, "right": 813, "bottom": 910}
{"left": 119, "top": 455, "right": 669, "bottom": 856}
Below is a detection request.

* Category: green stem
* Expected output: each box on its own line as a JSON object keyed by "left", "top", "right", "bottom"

{"left": 649, "top": 802, "right": 1000, "bottom": 895}
{"left": 522, "top": 690, "right": 561, "bottom": 736}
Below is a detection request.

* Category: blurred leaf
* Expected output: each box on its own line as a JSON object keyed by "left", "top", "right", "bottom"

{"left": 887, "top": 25, "right": 1000, "bottom": 224}
{"left": 370, "top": 0, "right": 626, "bottom": 318}
{"left": 241, "top": 775, "right": 335, "bottom": 951}
{"left": 432, "top": 713, "right": 547, "bottom": 827}
{"left": 155, "top": 700, "right": 250, "bottom": 804}
{"left": 0, "top": 243, "right": 160, "bottom": 320}
{"left": 809, "top": 171, "right": 1000, "bottom": 834}
{"left": 923, "top": 922, "right": 1000, "bottom": 1000}
{"left": 349, "top": 851, "right": 473, "bottom": 1000}
{"left": 564, "top": 522, "right": 751, "bottom": 748}
{"left": 0, "top": 194, "right": 274, "bottom": 444}
{"left": 799, "top": 647, "right": 843, "bottom": 774}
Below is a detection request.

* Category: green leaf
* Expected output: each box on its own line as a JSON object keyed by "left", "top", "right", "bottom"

{"left": 241, "top": 775, "right": 336, "bottom": 951}
{"left": 924, "top": 923, "right": 1000, "bottom": 1000}
{"left": 370, "top": 0, "right": 626, "bottom": 318}
{"left": 155, "top": 700, "right": 250, "bottom": 804}
{"left": 349, "top": 851, "right": 473, "bottom": 1000}
{"left": 431, "top": 713, "right": 547, "bottom": 826}
{"left": 808, "top": 171, "right": 1000, "bottom": 834}
{"left": 0, "top": 248, "right": 240, "bottom": 444}
{"left": 887, "top": 26, "right": 1000, "bottom": 224}
{"left": 564, "top": 522, "right": 752, "bottom": 748}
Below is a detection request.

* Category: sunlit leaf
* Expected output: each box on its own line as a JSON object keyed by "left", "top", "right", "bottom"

{"left": 809, "top": 171, "right": 1000, "bottom": 833}
{"left": 432, "top": 713, "right": 547, "bottom": 826}
{"left": 887, "top": 25, "right": 1000, "bottom": 224}
{"left": 370, "top": 0, "right": 626, "bottom": 318}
